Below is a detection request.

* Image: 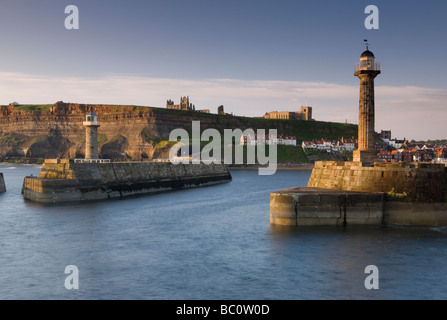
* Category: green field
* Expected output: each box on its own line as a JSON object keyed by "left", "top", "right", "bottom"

{"left": 12, "top": 105, "right": 53, "bottom": 112}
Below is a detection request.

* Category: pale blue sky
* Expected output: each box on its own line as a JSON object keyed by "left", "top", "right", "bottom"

{"left": 1, "top": 0, "right": 446, "bottom": 140}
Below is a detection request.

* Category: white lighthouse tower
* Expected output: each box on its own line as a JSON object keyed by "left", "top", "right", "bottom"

{"left": 83, "top": 111, "right": 100, "bottom": 160}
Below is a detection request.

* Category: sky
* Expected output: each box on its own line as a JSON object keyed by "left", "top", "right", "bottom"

{"left": 0, "top": 0, "right": 446, "bottom": 140}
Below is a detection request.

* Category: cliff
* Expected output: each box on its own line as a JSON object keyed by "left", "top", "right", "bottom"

{"left": 0, "top": 102, "right": 357, "bottom": 162}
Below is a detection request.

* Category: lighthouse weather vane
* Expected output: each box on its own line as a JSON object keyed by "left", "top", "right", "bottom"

{"left": 364, "top": 39, "right": 370, "bottom": 50}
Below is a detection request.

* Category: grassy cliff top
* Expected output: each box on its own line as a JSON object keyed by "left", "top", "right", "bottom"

{"left": 12, "top": 104, "right": 54, "bottom": 112}
{"left": 6, "top": 103, "right": 358, "bottom": 142}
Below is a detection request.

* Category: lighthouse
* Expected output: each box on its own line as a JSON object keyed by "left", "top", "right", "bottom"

{"left": 83, "top": 111, "right": 100, "bottom": 160}
{"left": 353, "top": 42, "right": 381, "bottom": 164}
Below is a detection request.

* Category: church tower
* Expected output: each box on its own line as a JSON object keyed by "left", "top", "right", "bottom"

{"left": 353, "top": 42, "right": 381, "bottom": 164}
{"left": 83, "top": 111, "right": 100, "bottom": 159}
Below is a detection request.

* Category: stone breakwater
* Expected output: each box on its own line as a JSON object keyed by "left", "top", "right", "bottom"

{"left": 270, "top": 161, "right": 447, "bottom": 227}
{"left": 0, "top": 173, "right": 5, "bottom": 193}
{"left": 270, "top": 187, "right": 447, "bottom": 227}
{"left": 307, "top": 161, "right": 447, "bottom": 202}
{"left": 22, "top": 159, "right": 232, "bottom": 203}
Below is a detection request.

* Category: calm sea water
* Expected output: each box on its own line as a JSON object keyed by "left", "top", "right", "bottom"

{"left": 1, "top": 164, "right": 447, "bottom": 300}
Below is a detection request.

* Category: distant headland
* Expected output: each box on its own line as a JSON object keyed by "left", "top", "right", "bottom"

{"left": 0, "top": 101, "right": 357, "bottom": 165}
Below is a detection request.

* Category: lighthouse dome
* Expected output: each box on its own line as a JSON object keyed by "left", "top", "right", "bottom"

{"left": 361, "top": 50, "right": 375, "bottom": 58}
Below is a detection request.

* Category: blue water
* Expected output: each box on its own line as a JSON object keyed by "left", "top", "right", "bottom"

{"left": 1, "top": 164, "right": 447, "bottom": 300}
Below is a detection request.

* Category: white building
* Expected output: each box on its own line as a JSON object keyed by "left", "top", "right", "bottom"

{"left": 240, "top": 134, "right": 295, "bottom": 146}
{"left": 302, "top": 141, "right": 317, "bottom": 150}
{"left": 340, "top": 138, "right": 357, "bottom": 151}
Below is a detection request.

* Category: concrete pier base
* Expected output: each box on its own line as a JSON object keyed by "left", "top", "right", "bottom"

{"left": 270, "top": 187, "right": 385, "bottom": 226}
{"left": 0, "top": 173, "right": 5, "bottom": 193}
{"left": 270, "top": 187, "right": 447, "bottom": 227}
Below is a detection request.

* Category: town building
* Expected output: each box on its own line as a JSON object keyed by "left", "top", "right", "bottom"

{"left": 340, "top": 138, "right": 357, "bottom": 151}
{"left": 301, "top": 138, "right": 358, "bottom": 152}
{"left": 240, "top": 134, "right": 296, "bottom": 146}
{"left": 379, "top": 150, "right": 393, "bottom": 162}
{"left": 301, "top": 141, "right": 317, "bottom": 150}
{"left": 378, "top": 147, "right": 439, "bottom": 163}
{"left": 436, "top": 148, "right": 447, "bottom": 163}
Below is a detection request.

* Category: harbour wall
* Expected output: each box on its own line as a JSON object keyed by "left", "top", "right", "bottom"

{"left": 270, "top": 187, "right": 447, "bottom": 227}
{"left": 22, "top": 159, "right": 232, "bottom": 203}
{"left": 272, "top": 161, "right": 447, "bottom": 227}
{"left": 307, "top": 161, "right": 447, "bottom": 202}
{"left": 0, "top": 173, "right": 5, "bottom": 193}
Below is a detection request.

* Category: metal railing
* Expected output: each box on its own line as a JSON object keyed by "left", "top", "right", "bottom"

{"left": 355, "top": 62, "right": 381, "bottom": 72}
{"left": 74, "top": 159, "right": 111, "bottom": 163}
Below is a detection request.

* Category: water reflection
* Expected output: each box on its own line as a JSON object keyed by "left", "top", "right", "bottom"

{"left": 268, "top": 224, "right": 447, "bottom": 299}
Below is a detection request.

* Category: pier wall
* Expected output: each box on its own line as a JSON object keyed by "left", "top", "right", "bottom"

{"left": 307, "top": 161, "right": 447, "bottom": 202}
{"left": 22, "top": 159, "right": 232, "bottom": 203}
{"left": 270, "top": 187, "right": 447, "bottom": 227}
{"left": 270, "top": 188, "right": 385, "bottom": 226}
{"left": 0, "top": 173, "right": 5, "bottom": 193}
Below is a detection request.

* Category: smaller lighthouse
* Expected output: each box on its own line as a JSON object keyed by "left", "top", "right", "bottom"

{"left": 83, "top": 111, "right": 100, "bottom": 160}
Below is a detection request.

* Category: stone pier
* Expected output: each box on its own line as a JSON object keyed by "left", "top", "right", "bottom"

{"left": 270, "top": 187, "right": 447, "bottom": 227}
{"left": 0, "top": 173, "right": 5, "bottom": 193}
{"left": 307, "top": 161, "right": 447, "bottom": 202}
{"left": 22, "top": 159, "right": 232, "bottom": 203}
{"left": 270, "top": 161, "right": 447, "bottom": 227}
{"left": 270, "top": 187, "right": 385, "bottom": 226}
